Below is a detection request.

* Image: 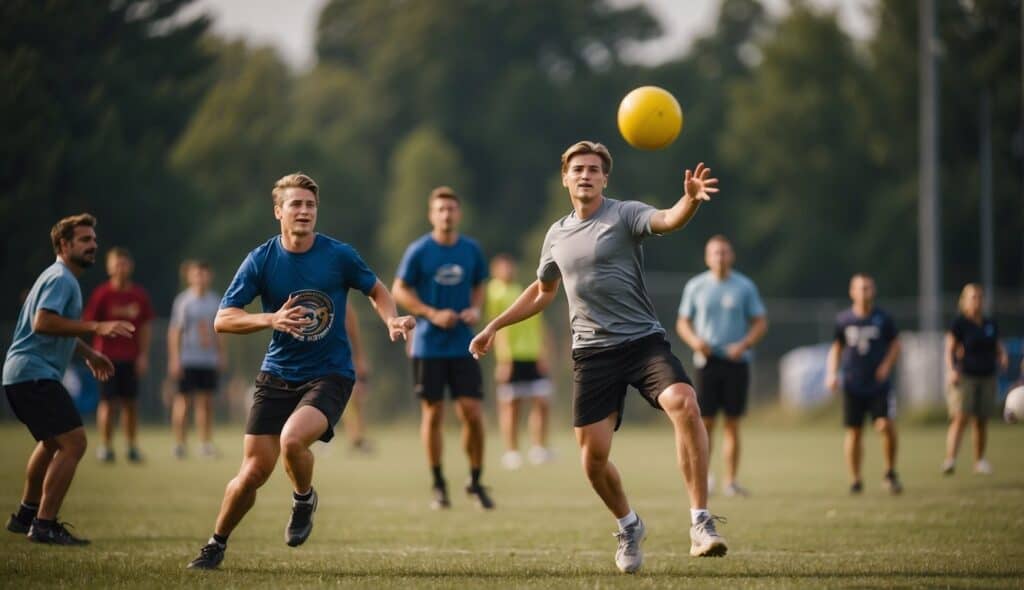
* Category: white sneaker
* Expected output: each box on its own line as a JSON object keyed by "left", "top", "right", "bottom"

{"left": 723, "top": 482, "right": 749, "bottom": 497}
{"left": 974, "top": 459, "right": 992, "bottom": 475}
{"left": 501, "top": 450, "right": 523, "bottom": 470}
{"left": 690, "top": 513, "right": 728, "bottom": 557}
{"left": 941, "top": 458, "right": 955, "bottom": 475}
{"left": 614, "top": 516, "right": 646, "bottom": 573}
{"left": 527, "top": 446, "right": 553, "bottom": 465}
{"left": 200, "top": 442, "right": 220, "bottom": 459}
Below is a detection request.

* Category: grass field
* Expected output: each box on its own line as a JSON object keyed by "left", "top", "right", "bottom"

{"left": 1, "top": 413, "right": 1023, "bottom": 589}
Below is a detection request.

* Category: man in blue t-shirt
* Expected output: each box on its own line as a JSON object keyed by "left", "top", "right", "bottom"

{"left": 677, "top": 235, "right": 767, "bottom": 498}
{"left": 3, "top": 213, "right": 134, "bottom": 545}
{"left": 392, "top": 186, "right": 492, "bottom": 511}
{"left": 187, "top": 173, "right": 414, "bottom": 570}
{"left": 826, "top": 273, "right": 902, "bottom": 495}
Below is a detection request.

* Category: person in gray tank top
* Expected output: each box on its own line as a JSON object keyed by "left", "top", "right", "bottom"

{"left": 471, "top": 141, "right": 727, "bottom": 573}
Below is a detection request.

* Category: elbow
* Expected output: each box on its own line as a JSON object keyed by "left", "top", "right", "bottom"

{"left": 213, "top": 317, "right": 227, "bottom": 334}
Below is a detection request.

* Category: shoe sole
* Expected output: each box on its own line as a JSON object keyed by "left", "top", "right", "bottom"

{"left": 690, "top": 540, "right": 728, "bottom": 557}
{"left": 186, "top": 558, "right": 223, "bottom": 570}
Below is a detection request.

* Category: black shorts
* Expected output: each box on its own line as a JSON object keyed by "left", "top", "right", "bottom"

{"left": 572, "top": 333, "right": 692, "bottom": 430}
{"left": 843, "top": 391, "right": 894, "bottom": 428}
{"left": 697, "top": 357, "right": 750, "bottom": 418}
{"left": 179, "top": 368, "right": 218, "bottom": 395}
{"left": 100, "top": 361, "right": 138, "bottom": 400}
{"left": 245, "top": 372, "right": 353, "bottom": 443}
{"left": 4, "top": 380, "right": 84, "bottom": 441}
{"left": 412, "top": 357, "right": 483, "bottom": 402}
{"left": 507, "top": 360, "right": 545, "bottom": 384}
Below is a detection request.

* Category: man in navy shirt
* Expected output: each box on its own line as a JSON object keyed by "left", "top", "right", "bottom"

{"left": 187, "top": 173, "right": 414, "bottom": 570}
{"left": 826, "top": 273, "right": 902, "bottom": 495}
{"left": 393, "top": 186, "right": 493, "bottom": 511}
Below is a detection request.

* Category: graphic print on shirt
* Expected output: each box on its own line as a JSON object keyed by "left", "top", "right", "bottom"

{"left": 291, "top": 289, "right": 334, "bottom": 342}
{"left": 844, "top": 324, "right": 881, "bottom": 355}
{"left": 434, "top": 264, "right": 465, "bottom": 286}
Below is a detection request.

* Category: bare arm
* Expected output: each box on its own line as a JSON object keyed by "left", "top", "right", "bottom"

{"left": 74, "top": 338, "right": 115, "bottom": 382}
{"left": 649, "top": 163, "right": 719, "bottom": 235}
{"left": 167, "top": 325, "right": 181, "bottom": 376}
{"left": 675, "top": 316, "right": 710, "bottom": 356}
{"left": 392, "top": 278, "right": 458, "bottom": 329}
{"left": 875, "top": 338, "right": 901, "bottom": 382}
{"left": 33, "top": 309, "right": 134, "bottom": 339}
{"left": 136, "top": 321, "right": 152, "bottom": 376}
{"left": 214, "top": 294, "right": 310, "bottom": 337}
{"left": 825, "top": 341, "right": 842, "bottom": 392}
{"left": 469, "top": 279, "right": 560, "bottom": 359}
{"left": 345, "top": 300, "right": 368, "bottom": 377}
{"left": 366, "top": 280, "right": 416, "bottom": 342}
{"left": 725, "top": 316, "right": 768, "bottom": 361}
{"left": 944, "top": 332, "right": 959, "bottom": 385}
{"left": 998, "top": 340, "right": 1009, "bottom": 372}
{"left": 459, "top": 284, "right": 486, "bottom": 325}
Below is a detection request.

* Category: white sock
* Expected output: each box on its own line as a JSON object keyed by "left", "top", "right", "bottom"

{"left": 616, "top": 510, "right": 638, "bottom": 531}
{"left": 690, "top": 509, "right": 710, "bottom": 525}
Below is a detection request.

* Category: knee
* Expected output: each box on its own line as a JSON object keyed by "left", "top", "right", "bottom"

{"left": 422, "top": 404, "right": 443, "bottom": 427}
{"left": 660, "top": 386, "right": 699, "bottom": 420}
{"left": 459, "top": 402, "right": 483, "bottom": 425}
{"left": 580, "top": 447, "right": 609, "bottom": 479}
{"left": 874, "top": 419, "right": 892, "bottom": 434}
{"left": 237, "top": 461, "right": 272, "bottom": 490}
{"left": 280, "top": 435, "right": 307, "bottom": 459}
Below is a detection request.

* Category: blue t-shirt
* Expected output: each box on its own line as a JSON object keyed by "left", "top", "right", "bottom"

{"left": 678, "top": 270, "right": 766, "bottom": 364}
{"left": 3, "top": 260, "right": 82, "bottom": 385}
{"left": 220, "top": 234, "right": 377, "bottom": 382}
{"left": 396, "top": 234, "right": 488, "bottom": 358}
{"left": 834, "top": 307, "right": 898, "bottom": 396}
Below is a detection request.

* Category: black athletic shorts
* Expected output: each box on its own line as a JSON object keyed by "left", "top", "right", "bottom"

{"left": 572, "top": 333, "right": 692, "bottom": 430}
{"left": 843, "top": 390, "right": 893, "bottom": 428}
{"left": 245, "top": 372, "right": 353, "bottom": 443}
{"left": 697, "top": 357, "right": 750, "bottom": 418}
{"left": 179, "top": 368, "right": 218, "bottom": 395}
{"left": 507, "top": 360, "right": 545, "bottom": 384}
{"left": 412, "top": 357, "right": 483, "bottom": 402}
{"left": 100, "top": 361, "right": 138, "bottom": 400}
{"left": 4, "top": 380, "right": 84, "bottom": 441}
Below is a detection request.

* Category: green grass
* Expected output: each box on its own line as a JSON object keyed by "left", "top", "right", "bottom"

{"left": 1, "top": 414, "right": 1023, "bottom": 588}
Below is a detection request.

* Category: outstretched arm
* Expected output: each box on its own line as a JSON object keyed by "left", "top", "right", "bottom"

{"left": 470, "top": 279, "right": 560, "bottom": 359}
{"left": 34, "top": 309, "right": 134, "bottom": 339}
{"left": 366, "top": 280, "right": 416, "bottom": 341}
{"left": 649, "top": 162, "right": 719, "bottom": 235}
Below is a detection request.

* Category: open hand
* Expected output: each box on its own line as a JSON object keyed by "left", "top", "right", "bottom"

{"left": 272, "top": 294, "right": 313, "bottom": 339}
{"left": 97, "top": 320, "right": 134, "bottom": 338}
{"left": 684, "top": 162, "right": 719, "bottom": 202}
{"left": 86, "top": 351, "right": 115, "bottom": 382}
{"left": 469, "top": 327, "right": 496, "bottom": 359}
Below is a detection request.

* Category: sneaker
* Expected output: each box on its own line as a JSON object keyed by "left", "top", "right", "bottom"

{"left": 285, "top": 489, "right": 318, "bottom": 547}
{"left": 430, "top": 483, "right": 451, "bottom": 510}
{"left": 723, "top": 482, "right": 749, "bottom": 497}
{"left": 350, "top": 439, "right": 375, "bottom": 456}
{"left": 883, "top": 472, "right": 903, "bottom": 495}
{"left": 849, "top": 480, "right": 863, "bottom": 495}
{"left": 613, "top": 516, "right": 646, "bottom": 573}
{"left": 96, "top": 447, "right": 115, "bottom": 463}
{"left": 127, "top": 447, "right": 144, "bottom": 463}
{"left": 974, "top": 459, "right": 992, "bottom": 475}
{"left": 941, "top": 459, "right": 955, "bottom": 475}
{"left": 6, "top": 513, "right": 32, "bottom": 534}
{"left": 501, "top": 450, "right": 523, "bottom": 470}
{"left": 465, "top": 482, "right": 495, "bottom": 510}
{"left": 187, "top": 539, "right": 226, "bottom": 570}
{"left": 689, "top": 514, "right": 728, "bottom": 557}
{"left": 173, "top": 444, "right": 187, "bottom": 460}
{"left": 27, "top": 520, "right": 90, "bottom": 545}
{"left": 527, "top": 446, "right": 554, "bottom": 465}
{"left": 199, "top": 443, "right": 220, "bottom": 459}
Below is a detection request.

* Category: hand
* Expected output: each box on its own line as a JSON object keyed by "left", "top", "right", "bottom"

{"left": 168, "top": 357, "right": 181, "bottom": 380}
{"left": 725, "top": 342, "right": 747, "bottom": 361}
{"left": 875, "top": 365, "right": 891, "bottom": 383}
{"left": 428, "top": 308, "right": 459, "bottom": 330}
{"left": 495, "top": 361, "right": 512, "bottom": 383}
{"left": 86, "top": 351, "right": 115, "bottom": 382}
{"left": 459, "top": 307, "right": 481, "bottom": 326}
{"left": 684, "top": 162, "right": 719, "bottom": 202}
{"left": 469, "top": 327, "right": 496, "bottom": 359}
{"left": 695, "top": 339, "right": 713, "bottom": 358}
{"left": 271, "top": 294, "right": 313, "bottom": 339}
{"left": 826, "top": 372, "right": 839, "bottom": 394}
{"left": 135, "top": 354, "right": 149, "bottom": 378}
{"left": 96, "top": 320, "right": 134, "bottom": 338}
{"left": 947, "top": 369, "right": 960, "bottom": 386}
{"left": 387, "top": 315, "right": 416, "bottom": 342}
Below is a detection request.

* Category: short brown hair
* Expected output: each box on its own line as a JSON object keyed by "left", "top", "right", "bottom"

{"left": 106, "top": 247, "right": 132, "bottom": 262}
{"left": 50, "top": 213, "right": 96, "bottom": 256}
{"left": 560, "top": 141, "right": 613, "bottom": 175}
{"left": 272, "top": 172, "right": 319, "bottom": 206}
{"left": 706, "top": 234, "right": 731, "bottom": 247}
{"left": 429, "top": 186, "right": 460, "bottom": 205}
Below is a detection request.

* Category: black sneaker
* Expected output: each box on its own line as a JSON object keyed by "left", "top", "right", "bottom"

{"left": 465, "top": 482, "right": 495, "bottom": 510}
{"left": 285, "top": 489, "right": 317, "bottom": 547}
{"left": 27, "top": 520, "right": 90, "bottom": 545}
{"left": 883, "top": 472, "right": 903, "bottom": 495}
{"left": 187, "top": 539, "right": 226, "bottom": 570}
{"left": 430, "top": 483, "right": 451, "bottom": 510}
{"left": 850, "top": 480, "right": 863, "bottom": 495}
{"left": 127, "top": 447, "right": 144, "bottom": 464}
{"left": 7, "top": 513, "right": 32, "bottom": 534}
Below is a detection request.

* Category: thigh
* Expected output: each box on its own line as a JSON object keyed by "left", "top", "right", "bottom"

{"left": 574, "top": 412, "right": 617, "bottom": 458}
{"left": 572, "top": 348, "right": 628, "bottom": 430}
{"left": 412, "top": 358, "right": 447, "bottom": 402}
{"left": 4, "top": 380, "right": 83, "bottom": 441}
{"left": 721, "top": 361, "right": 750, "bottom": 418}
{"left": 626, "top": 336, "right": 692, "bottom": 411}
{"left": 450, "top": 357, "right": 483, "bottom": 400}
{"left": 297, "top": 374, "right": 354, "bottom": 443}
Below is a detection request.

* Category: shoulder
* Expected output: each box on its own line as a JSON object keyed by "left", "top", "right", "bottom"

{"left": 247, "top": 236, "right": 279, "bottom": 262}
{"left": 458, "top": 235, "right": 483, "bottom": 252}
{"left": 835, "top": 308, "right": 853, "bottom": 324}
{"left": 685, "top": 271, "right": 711, "bottom": 289}
{"left": 730, "top": 271, "right": 757, "bottom": 289}
{"left": 874, "top": 308, "right": 895, "bottom": 325}
{"left": 406, "top": 234, "right": 433, "bottom": 253}
{"left": 545, "top": 213, "right": 572, "bottom": 235}
{"left": 317, "top": 234, "right": 359, "bottom": 256}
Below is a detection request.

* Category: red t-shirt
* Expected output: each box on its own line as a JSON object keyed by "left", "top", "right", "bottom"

{"left": 83, "top": 282, "right": 154, "bottom": 362}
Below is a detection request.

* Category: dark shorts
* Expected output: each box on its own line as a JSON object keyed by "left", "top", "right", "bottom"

{"left": 843, "top": 390, "right": 894, "bottom": 428}
{"left": 697, "top": 357, "right": 750, "bottom": 418}
{"left": 412, "top": 357, "right": 483, "bottom": 402}
{"left": 245, "top": 372, "right": 354, "bottom": 443}
{"left": 508, "top": 361, "right": 545, "bottom": 384}
{"left": 179, "top": 368, "right": 219, "bottom": 395}
{"left": 100, "top": 361, "right": 138, "bottom": 400}
{"left": 4, "top": 380, "right": 84, "bottom": 441}
{"left": 572, "top": 333, "right": 692, "bottom": 430}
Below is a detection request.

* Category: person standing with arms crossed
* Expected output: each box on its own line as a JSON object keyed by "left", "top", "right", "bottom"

{"left": 676, "top": 235, "right": 766, "bottom": 497}
{"left": 471, "top": 141, "right": 726, "bottom": 574}
{"left": 4, "top": 214, "right": 133, "bottom": 544}
{"left": 826, "top": 273, "right": 903, "bottom": 495}
{"left": 392, "top": 186, "right": 494, "bottom": 511}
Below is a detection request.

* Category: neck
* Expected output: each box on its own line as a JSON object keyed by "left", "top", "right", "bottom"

{"left": 965, "top": 310, "right": 982, "bottom": 321}
{"left": 111, "top": 277, "right": 130, "bottom": 289}
{"left": 711, "top": 268, "right": 730, "bottom": 280}
{"left": 281, "top": 231, "right": 315, "bottom": 253}
{"left": 853, "top": 302, "right": 873, "bottom": 316}
{"left": 572, "top": 193, "right": 604, "bottom": 220}
{"left": 191, "top": 286, "right": 207, "bottom": 296}
{"left": 58, "top": 256, "right": 84, "bottom": 278}
{"left": 432, "top": 229, "right": 458, "bottom": 246}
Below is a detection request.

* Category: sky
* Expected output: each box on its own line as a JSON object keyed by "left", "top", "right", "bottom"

{"left": 182, "top": 0, "right": 877, "bottom": 70}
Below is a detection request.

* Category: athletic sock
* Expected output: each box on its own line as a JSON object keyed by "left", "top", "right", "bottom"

{"left": 293, "top": 488, "right": 314, "bottom": 503}
{"left": 431, "top": 465, "right": 445, "bottom": 488}
{"left": 470, "top": 467, "right": 482, "bottom": 487}
{"left": 690, "top": 509, "right": 710, "bottom": 525}
{"left": 616, "top": 510, "right": 638, "bottom": 531}
{"left": 16, "top": 502, "right": 38, "bottom": 522}
{"left": 211, "top": 533, "right": 228, "bottom": 546}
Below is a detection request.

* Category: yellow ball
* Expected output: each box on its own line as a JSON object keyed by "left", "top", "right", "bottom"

{"left": 617, "top": 86, "right": 684, "bottom": 150}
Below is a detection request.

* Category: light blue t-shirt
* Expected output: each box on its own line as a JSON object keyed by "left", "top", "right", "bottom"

{"left": 221, "top": 234, "right": 377, "bottom": 382}
{"left": 170, "top": 289, "right": 221, "bottom": 369}
{"left": 678, "top": 270, "right": 765, "bottom": 364}
{"left": 3, "top": 260, "right": 83, "bottom": 385}
{"left": 396, "top": 234, "right": 488, "bottom": 358}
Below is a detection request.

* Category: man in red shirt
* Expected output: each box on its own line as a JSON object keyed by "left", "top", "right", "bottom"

{"left": 84, "top": 247, "right": 153, "bottom": 463}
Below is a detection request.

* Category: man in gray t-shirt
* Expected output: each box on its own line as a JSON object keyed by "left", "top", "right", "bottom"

{"left": 471, "top": 141, "right": 727, "bottom": 573}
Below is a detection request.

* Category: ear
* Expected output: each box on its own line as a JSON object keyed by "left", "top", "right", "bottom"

{"left": 273, "top": 204, "right": 283, "bottom": 220}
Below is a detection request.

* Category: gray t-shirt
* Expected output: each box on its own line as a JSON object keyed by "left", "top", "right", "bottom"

{"left": 537, "top": 197, "right": 663, "bottom": 349}
{"left": 169, "top": 289, "right": 221, "bottom": 369}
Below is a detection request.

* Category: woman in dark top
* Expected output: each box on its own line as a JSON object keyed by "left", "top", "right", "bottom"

{"left": 942, "top": 284, "right": 1007, "bottom": 475}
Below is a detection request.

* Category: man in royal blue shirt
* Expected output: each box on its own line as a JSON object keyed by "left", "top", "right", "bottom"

{"left": 826, "top": 273, "right": 903, "bottom": 495}
{"left": 393, "top": 186, "right": 493, "bottom": 511}
{"left": 187, "top": 173, "right": 414, "bottom": 570}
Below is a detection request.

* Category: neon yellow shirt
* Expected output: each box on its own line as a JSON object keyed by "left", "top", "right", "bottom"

{"left": 485, "top": 278, "right": 543, "bottom": 362}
